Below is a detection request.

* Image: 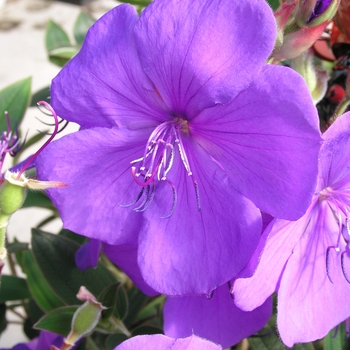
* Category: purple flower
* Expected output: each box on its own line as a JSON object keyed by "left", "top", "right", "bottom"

{"left": 115, "top": 334, "right": 222, "bottom": 350}
{"left": 233, "top": 113, "right": 350, "bottom": 347}
{"left": 37, "top": 0, "right": 321, "bottom": 295}
{"left": 164, "top": 284, "right": 271, "bottom": 348}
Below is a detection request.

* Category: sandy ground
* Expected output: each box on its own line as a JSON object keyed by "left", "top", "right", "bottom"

{"left": 0, "top": 0, "right": 119, "bottom": 346}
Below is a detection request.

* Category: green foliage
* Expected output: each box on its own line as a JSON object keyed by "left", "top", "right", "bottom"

{"left": 31, "top": 229, "right": 116, "bottom": 305}
{"left": 74, "top": 12, "right": 95, "bottom": 46}
{"left": 0, "top": 77, "right": 31, "bottom": 132}
{"left": 45, "top": 12, "right": 95, "bottom": 67}
{"left": 0, "top": 275, "right": 31, "bottom": 302}
{"left": 325, "top": 323, "right": 350, "bottom": 350}
{"left": 22, "top": 250, "right": 64, "bottom": 312}
{"left": 34, "top": 305, "right": 78, "bottom": 335}
{"left": 266, "top": 0, "right": 280, "bottom": 11}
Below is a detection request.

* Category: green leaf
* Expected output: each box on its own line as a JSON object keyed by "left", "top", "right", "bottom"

{"left": 136, "top": 295, "right": 165, "bottom": 322}
{"left": 266, "top": 0, "right": 280, "bottom": 10}
{"left": 6, "top": 241, "right": 28, "bottom": 254}
{"left": 59, "top": 229, "right": 87, "bottom": 245}
{"left": 131, "top": 325, "right": 163, "bottom": 336}
{"left": 0, "top": 77, "right": 31, "bottom": 131}
{"left": 325, "top": 323, "right": 350, "bottom": 350}
{"left": 0, "top": 304, "right": 7, "bottom": 335}
{"left": 74, "top": 12, "right": 95, "bottom": 45}
{"left": 45, "top": 20, "right": 71, "bottom": 52}
{"left": 99, "top": 282, "right": 121, "bottom": 320}
{"left": 114, "top": 285, "right": 128, "bottom": 321}
{"left": 34, "top": 306, "right": 78, "bottom": 335}
{"left": 106, "top": 334, "right": 128, "bottom": 350}
{"left": 124, "top": 288, "right": 148, "bottom": 327}
{"left": 48, "top": 46, "right": 79, "bottom": 67}
{"left": 30, "top": 86, "right": 50, "bottom": 106}
{"left": 0, "top": 275, "right": 31, "bottom": 302}
{"left": 22, "top": 250, "right": 65, "bottom": 312}
{"left": 22, "top": 190, "right": 55, "bottom": 209}
{"left": 23, "top": 317, "right": 40, "bottom": 340}
{"left": 31, "top": 229, "right": 117, "bottom": 305}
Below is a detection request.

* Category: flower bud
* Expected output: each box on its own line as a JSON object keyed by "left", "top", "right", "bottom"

{"left": 0, "top": 176, "right": 26, "bottom": 216}
{"left": 62, "top": 287, "right": 106, "bottom": 349}
{"left": 290, "top": 48, "right": 328, "bottom": 104}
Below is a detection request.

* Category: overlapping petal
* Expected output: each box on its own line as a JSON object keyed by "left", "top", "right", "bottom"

{"left": 37, "top": 127, "right": 150, "bottom": 245}
{"left": 233, "top": 202, "right": 318, "bottom": 311}
{"left": 115, "top": 334, "right": 222, "bottom": 350}
{"left": 135, "top": 0, "right": 276, "bottom": 117}
{"left": 104, "top": 243, "right": 159, "bottom": 296}
{"left": 138, "top": 140, "right": 262, "bottom": 295}
{"left": 164, "top": 284, "right": 272, "bottom": 348}
{"left": 51, "top": 5, "right": 167, "bottom": 129}
{"left": 190, "top": 64, "right": 322, "bottom": 220}
{"left": 277, "top": 202, "right": 350, "bottom": 347}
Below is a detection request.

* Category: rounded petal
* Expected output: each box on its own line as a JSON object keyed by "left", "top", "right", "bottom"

{"left": 138, "top": 139, "right": 262, "bottom": 295}
{"left": 36, "top": 127, "right": 150, "bottom": 245}
{"left": 190, "top": 64, "right": 322, "bottom": 220}
{"left": 135, "top": 0, "right": 276, "bottom": 117}
{"left": 233, "top": 201, "right": 318, "bottom": 311}
{"left": 51, "top": 5, "right": 167, "bottom": 129}
{"left": 115, "top": 334, "right": 222, "bottom": 350}
{"left": 277, "top": 202, "right": 350, "bottom": 347}
{"left": 164, "top": 284, "right": 272, "bottom": 348}
{"left": 104, "top": 244, "right": 159, "bottom": 296}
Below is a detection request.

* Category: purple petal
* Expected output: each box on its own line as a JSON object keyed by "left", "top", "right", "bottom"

{"left": 233, "top": 202, "right": 318, "bottom": 311}
{"left": 164, "top": 284, "right": 272, "bottom": 348}
{"left": 104, "top": 244, "right": 159, "bottom": 296}
{"left": 277, "top": 202, "right": 350, "bottom": 347}
{"left": 190, "top": 64, "right": 322, "bottom": 220}
{"left": 138, "top": 140, "right": 262, "bottom": 295}
{"left": 115, "top": 334, "right": 222, "bottom": 350}
{"left": 75, "top": 239, "right": 102, "bottom": 270}
{"left": 51, "top": 5, "right": 167, "bottom": 129}
{"left": 37, "top": 127, "right": 149, "bottom": 245}
{"left": 135, "top": 0, "right": 276, "bottom": 117}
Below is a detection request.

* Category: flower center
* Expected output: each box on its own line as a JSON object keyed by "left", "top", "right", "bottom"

{"left": 122, "top": 118, "right": 200, "bottom": 218}
{"left": 321, "top": 185, "right": 350, "bottom": 284}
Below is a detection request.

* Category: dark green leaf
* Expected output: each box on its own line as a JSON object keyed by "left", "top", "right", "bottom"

{"left": 0, "top": 77, "right": 31, "bottom": 131}
{"left": 31, "top": 229, "right": 116, "bottom": 305}
{"left": 0, "top": 304, "right": 7, "bottom": 335}
{"left": 106, "top": 334, "right": 128, "bottom": 349}
{"left": 6, "top": 241, "right": 28, "bottom": 254}
{"left": 99, "top": 282, "right": 121, "bottom": 320}
{"left": 37, "top": 215, "right": 58, "bottom": 228}
{"left": 59, "top": 229, "right": 87, "bottom": 245}
{"left": 131, "top": 325, "right": 163, "bottom": 336}
{"left": 30, "top": 86, "right": 50, "bottom": 106}
{"left": 22, "top": 250, "right": 65, "bottom": 312}
{"left": 266, "top": 0, "right": 280, "bottom": 10}
{"left": 136, "top": 295, "right": 164, "bottom": 321}
{"left": 325, "top": 322, "right": 350, "bottom": 350}
{"left": 22, "top": 190, "right": 55, "bottom": 209}
{"left": 26, "top": 298, "right": 45, "bottom": 326}
{"left": 115, "top": 285, "right": 128, "bottom": 321}
{"left": 0, "top": 275, "right": 31, "bottom": 302}
{"left": 124, "top": 288, "right": 148, "bottom": 327}
{"left": 45, "top": 20, "right": 71, "bottom": 52}
{"left": 74, "top": 12, "right": 95, "bottom": 45}
{"left": 24, "top": 317, "right": 40, "bottom": 340}
{"left": 34, "top": 306, "right": 78, "bottom": 335}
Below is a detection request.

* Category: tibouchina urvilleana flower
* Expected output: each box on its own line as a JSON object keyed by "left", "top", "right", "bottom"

{"left": 37, "top": 0, "right": 322, "bottom": 295}
{"left": 233, "top": 113, "right": 350, "bottom": 347}
{"left": 115, "top": 334, "right": 222, "bottom": 350}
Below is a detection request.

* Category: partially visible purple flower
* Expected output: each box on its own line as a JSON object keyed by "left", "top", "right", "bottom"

{"left": 0, "top": 331, "right": 63, "bottom": 350}
{"left": 164, "top": 284, "right": 271, "bottom": 348}
{"left": 233, "top": 113, "right": 350, "bottom": 347}
{"left": 37, "top": 0, "right": 322, "bottom": 296}
{"left": 115, "top": 334, "right": 222, "bottom": 350}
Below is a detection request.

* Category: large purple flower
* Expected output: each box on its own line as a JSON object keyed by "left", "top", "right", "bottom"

{"left": 36, "top": 0, "right": 321, "bottom": 295}
{"left": 233, "top": 113, "right": 350, "bottom": 347}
